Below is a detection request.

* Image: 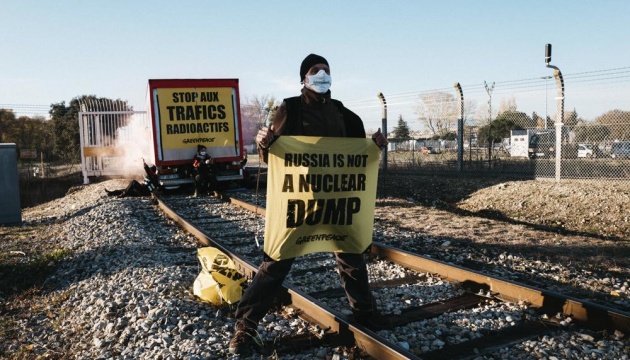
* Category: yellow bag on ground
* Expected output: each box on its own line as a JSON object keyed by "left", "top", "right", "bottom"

{"left": 193, "top": 247, "right": 246, "bottom": 305}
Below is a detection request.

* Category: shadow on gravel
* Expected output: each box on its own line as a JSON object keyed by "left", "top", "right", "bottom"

{"left": 446, "top": 206, "right": 628, "bottom": 243}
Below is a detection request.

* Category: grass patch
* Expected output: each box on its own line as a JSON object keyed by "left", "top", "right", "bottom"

{"left": 0, "top": 247, "right": 72, "bottom": 298}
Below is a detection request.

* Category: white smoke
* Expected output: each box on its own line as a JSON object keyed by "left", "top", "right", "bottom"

{"left": 115, "top": 113, "right": 154, "bottom": 177}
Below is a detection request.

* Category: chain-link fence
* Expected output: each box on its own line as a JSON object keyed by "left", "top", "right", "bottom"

{"left": 4, "top": 67, "right": 630, "bottom": 184}
{"left": 368, "top": 69, "right": 630, "bottom": 181}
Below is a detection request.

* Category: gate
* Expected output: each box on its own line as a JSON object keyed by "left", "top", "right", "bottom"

{"left": 78, "top": 100, "right": 151, "bottom": 184}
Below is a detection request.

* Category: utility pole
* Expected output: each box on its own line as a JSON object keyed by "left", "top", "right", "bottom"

{"left": 484, "top": 81, "right": 495, "bottom": 125}
{"left": 484, "top": 81, "right": 495, "bottom": 164}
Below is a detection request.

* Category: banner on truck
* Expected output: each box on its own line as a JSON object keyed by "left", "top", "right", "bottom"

{"left": 155, "top": 87, "right": 238, "bottom": 160}
{"left": 263, "top": 136, "right": 380, "bottom": 260}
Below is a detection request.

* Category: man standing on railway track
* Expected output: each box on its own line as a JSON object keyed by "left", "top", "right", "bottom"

{"left": 228, "top": 53, "right": 389, "bottom": 356}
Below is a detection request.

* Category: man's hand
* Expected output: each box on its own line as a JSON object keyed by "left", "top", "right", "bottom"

{"left": 371, "top": 128, "right": 388, "bottom": 150}
{"left": 256, "top": 127, "right": 273, "bottom": 149}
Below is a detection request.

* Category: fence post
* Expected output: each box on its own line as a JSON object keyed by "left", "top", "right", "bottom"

{"left": 377, "top": 92, "right": 388, "bottom": 173}
{"left": 454, "top": 83, "right": 464, "bottom": 174}
{"left": 78, "top": 104, "right": 90, "bottom": 184}
{"left": 545, "top": 43, "right": 565, "bottom": 182}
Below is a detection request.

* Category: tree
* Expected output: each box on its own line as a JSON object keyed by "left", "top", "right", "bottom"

{"left": 415, "top": 91, "right": 457, "bottom": 137}
{"left": 595, "top": 109, "right": 630, "bottom": 141}
{"left": 564, "top": 108, "right": 582, "bottom": 127}
{"left": 241, "top": 95, "right": 277, "bottom": 145}
{"left": 391, "top": 114, "right": 411, "bottom": 140}
{"left": 573, "top": 123, "right": 611, "bottom": 143}
{"left": 532, "top": 111, "right": 553, "bottom": 129}
{"left": 0, "top": 109, "right": 54, "bottom": 160}
{"left": 50, "top": 95, "right": 131, "bottom": 162}
{"left": 477, "top": 116, "right": 523, "bottom": 159}
{"left": 496, "top": 110, "right": 535, "bottom": 129}
{"left": 0, "top": 109, "right": 17, "bottom": 143}
{"left": 498, "top": 97, "right": 517, "bottom": 114}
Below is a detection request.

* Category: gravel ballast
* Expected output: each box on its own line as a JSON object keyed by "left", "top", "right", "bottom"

{"left": 1, "top": 178, "right": 628, "bottom": 359}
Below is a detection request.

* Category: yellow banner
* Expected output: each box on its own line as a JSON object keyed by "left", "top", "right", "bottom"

{"left": 264, "top": 136, "right": 380, "bottom": 260}
{"left": 156, "top": 87, "right": 235, "bottom": 150}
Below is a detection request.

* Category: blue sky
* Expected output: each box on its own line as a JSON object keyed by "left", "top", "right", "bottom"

{"left": 2, "top": 1, "right": 629, "bottom": 131}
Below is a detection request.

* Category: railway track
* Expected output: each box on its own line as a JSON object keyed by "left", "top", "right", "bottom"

{"left": 155, "top": 192, "right": 630, "bottom": 359}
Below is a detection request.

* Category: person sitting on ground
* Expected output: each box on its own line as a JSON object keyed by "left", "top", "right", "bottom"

{"left": 105, "top": 161, "right": 161, "bottom": 198}
{"left": 192, "top": 144, "right": 217, "bottom": 197}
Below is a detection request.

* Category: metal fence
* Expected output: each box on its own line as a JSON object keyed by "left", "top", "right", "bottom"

{"left": 360, "top": 67, "right": 630, "bottom": 181}
{"left": 78, "top": 100, "right": 151, "bottom": 184}
{"left": 4, "top": 65, "right": 630, "bottom": 183}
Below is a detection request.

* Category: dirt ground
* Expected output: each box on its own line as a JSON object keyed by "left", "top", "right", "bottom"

{"left": 375, "top": 173, "right": 630, "bottom": 273}
{"left": 378, "top": 173, "right": 629, "bottom": 240}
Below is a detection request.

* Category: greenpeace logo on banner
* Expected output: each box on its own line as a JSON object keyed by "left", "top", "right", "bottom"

{"left": 296, "top": 233, "right": 348, "bottom": 245}
{"left": 263, "top": 136, "right": 380, "bottom": 261}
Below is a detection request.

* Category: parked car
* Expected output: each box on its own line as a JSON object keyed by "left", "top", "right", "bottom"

{"left": 577, "top": 144, "right": 603, "bottom": 158}
{"left": 611, "top": 141, "right": 630, "bottom": 159}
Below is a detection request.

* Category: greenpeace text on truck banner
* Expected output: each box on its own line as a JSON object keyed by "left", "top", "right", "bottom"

{"left": 156, "top": 87, "right": 235, "bottom": 150}
{"left": 263, "top": 136, "right": 380, "bottom": 261}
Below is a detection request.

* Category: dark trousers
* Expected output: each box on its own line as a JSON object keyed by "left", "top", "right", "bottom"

{"left": 194, "top": 171, "right": 217, "bottom": 193}
{"left": 123, "top": 180, "right": 150, "bottom": 197}
{"left": 234, "top": 252, "right": 375, "bottom": 329}
{"left": 106, "top": 180, "right": 149, "bottom": 197}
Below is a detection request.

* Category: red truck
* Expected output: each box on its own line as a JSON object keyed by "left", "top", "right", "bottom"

{"left": 146, "top": 79, "right": 247, "bottom": 189}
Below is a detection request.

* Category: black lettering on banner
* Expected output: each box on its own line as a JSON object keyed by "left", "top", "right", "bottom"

{"left": 200, "top": 91, "right": 219, "bottom": 102}
{"left": 298, "top": 174, "right": 366, "bottom": 193}
{"left": 285, "top": 197, "right": 361, "bottom": 228}
{"left": 282, "top": 175, "right": 294, "bottom": 192}
{"left": 334, "top": 154, "right": 344, "bottom": 167}
{"left": 284, "top": 153, "right": 330, "bottom": 167}
{"left": 346, "top": 154, "right": 368, "bottom": 167}
{"left": 165, "top": 121, "right": 231, "bottom": 135}
{"left": 165, "top": 105, "right": 227, "bottom": 121}
{"left": 182, "top": 137, "right": 216, "bottom": 144}
{"left": 295, "top": 233, "right": 348, "bottom": 245}
{"left": 172, "top": 92, "right": 198, "bottom": 103}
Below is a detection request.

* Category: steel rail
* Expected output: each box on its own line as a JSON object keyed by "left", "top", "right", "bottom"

{"left": 156, "top": 195, "right": 420, "bottom": 359}
{"left": 369, "top": 244, "right": 630, "bottom": 333}
{"left": 214, "top": 192, "right": 630, "bottom": 333}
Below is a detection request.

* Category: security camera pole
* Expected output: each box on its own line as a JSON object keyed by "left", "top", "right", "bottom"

{"left": 545, "top": 43, "right": 565, "bottom": 182}
{"left": 377, "top": 92, "right": 388, "bottom": 173}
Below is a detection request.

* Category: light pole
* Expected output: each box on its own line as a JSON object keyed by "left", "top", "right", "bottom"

{"left": 541, "top": 75, "right": 552, "bottom": 129}
{"left": 377, "top": 92, "right": 388, "bottom": 173}
{"left": 454, "top": 82, "right": 464, "bottom": 174}
{"left": 545, "top": 43, "right": 565, "bottom": 183}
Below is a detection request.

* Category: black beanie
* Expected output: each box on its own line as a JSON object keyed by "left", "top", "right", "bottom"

{"left": 197, "top": 144, "right": 206, "bottom": 152}
{"left": 300, "top": 54, "right": 329, "bottom": 82}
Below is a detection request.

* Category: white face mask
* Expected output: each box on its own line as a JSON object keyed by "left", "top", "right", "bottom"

{"left": 200, "top": 151, "right": 206, "bottom": 156}
{"left": 305, "top": 69, "right": 332, "bottom": 94}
